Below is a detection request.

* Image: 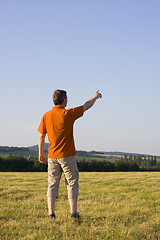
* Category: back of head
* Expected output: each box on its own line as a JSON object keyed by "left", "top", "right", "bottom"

{"left": 53, "top": 90, "right": 67, "bottom": 105}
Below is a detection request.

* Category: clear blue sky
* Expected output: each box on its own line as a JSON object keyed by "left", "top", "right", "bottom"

{"left": 1, "top": 0, "right": 160, "bottom": 155}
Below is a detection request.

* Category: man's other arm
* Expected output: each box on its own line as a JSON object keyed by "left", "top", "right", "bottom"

{"left": 38, "top": 133, "right": 47, "bottom": 164}
{"left": 83, "top": 90, "right": 102, "bottom": 112}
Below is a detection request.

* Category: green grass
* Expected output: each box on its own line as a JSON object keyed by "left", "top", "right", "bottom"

{"left": 1, "top": 172, "right": 160, "bottom": 239}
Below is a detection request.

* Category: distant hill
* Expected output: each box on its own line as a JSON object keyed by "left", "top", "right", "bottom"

{"left": 0, "top": 145, "right": 159, "bottom": 158}
{"left": 0, "top": 146, "right": 29, "bottom": 153}
{"left": 28, "top": 143, "right": 49, "bottom": 152}
{"left": 0, "top": 146, "right": 37, "bottom": 158}
{"left": 27, "top": 146, "right": 151, "bottom": 157}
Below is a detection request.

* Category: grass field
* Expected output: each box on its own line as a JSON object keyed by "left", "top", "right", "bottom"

{"left": 1, "top": 172, "right": 160, "bottom": 240}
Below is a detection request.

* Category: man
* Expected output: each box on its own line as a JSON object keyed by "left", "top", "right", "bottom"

{"left": 38, "top": 89, "right": 102, "bottom": 219}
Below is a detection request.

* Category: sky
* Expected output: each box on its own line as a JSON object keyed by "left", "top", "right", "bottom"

{"left": 1, "top": 0, "right": 160, "bottom": 155}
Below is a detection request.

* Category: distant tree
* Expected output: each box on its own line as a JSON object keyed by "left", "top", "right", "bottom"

{"left": 124, "top": 155, "right": 127, "bottom": 163}
{"left": 129, "top": 155, "right": 133, "bottom": 162}
{"left": 135, "top": 155, "right": 142, "bottom": 166}
{"left": 147, "top": 156, "right": 151, "bottom": 167}
{"left": 143, "top": 156, "right": 147, "bottom": 166}
{"left": 153, "top": 156, "right": 157, "bottom": 166}
{"left": 150, "top": 156, "right": 154, "bottom": 166}
{"left": 149, "top": 155, "right": 157, "bottom": 166}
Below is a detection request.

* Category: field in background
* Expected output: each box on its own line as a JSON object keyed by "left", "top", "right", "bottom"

{"left": 1, "top": 172, "right": 160, "bottom": 239}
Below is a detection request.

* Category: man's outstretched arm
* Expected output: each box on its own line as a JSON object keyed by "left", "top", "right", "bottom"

{"left": 83, "top": 90, "right": 102, "bottom": 112}
{"left": 38, "top": 133, "right": 47, "bottom": 164}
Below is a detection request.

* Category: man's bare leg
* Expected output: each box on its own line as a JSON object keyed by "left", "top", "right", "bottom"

{"left": 69, "top": 197, "right": 77, "bottom": 214}
{"left": 48, "top": 196, "right": 56, "bottom": 215}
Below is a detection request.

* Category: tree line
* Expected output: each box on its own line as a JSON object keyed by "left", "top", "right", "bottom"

{"left": 1, "top": 155, "right": 160, "bottom": 172}
{"left": 121, "top": 154, "right": 158, "bottom": 167}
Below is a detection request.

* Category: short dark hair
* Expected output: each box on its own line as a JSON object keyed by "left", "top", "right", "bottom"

{"left": 53, "top": 89, "right": 67, "bottom": 105}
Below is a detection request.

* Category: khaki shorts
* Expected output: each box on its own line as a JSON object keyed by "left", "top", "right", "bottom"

{"left": 47, "top": 156, "right": 79, "bottom": 198}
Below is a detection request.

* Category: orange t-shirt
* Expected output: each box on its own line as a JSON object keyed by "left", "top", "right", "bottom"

{"left": 38, "top": 105, "right": 84, "bottom": 158}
